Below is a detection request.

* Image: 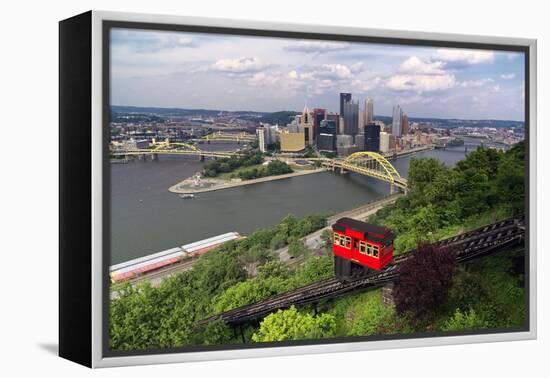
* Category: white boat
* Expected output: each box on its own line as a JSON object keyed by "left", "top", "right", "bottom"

{"left": 179, "top": 193, "right": 195, "bottom": 199}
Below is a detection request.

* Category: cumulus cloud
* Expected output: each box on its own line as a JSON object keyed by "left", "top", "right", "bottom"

{"left": 387, "top": 74, "right": 456, "bottom": 92}
{"left": 111, "top": 30, "right": 196, "bottom": 52}
{"left": 247, "top": 72, "right": 278, "bottom": 86}
{"left": 287, "top": 63, "right": 354, "bottom": 82}
{"left": 432, "top": 48, "right": 495, "bottom": 64}
{"left": 284, "top": 41, "right": 349, "bottom": 53}
{"left": 316, "top": 64, "right": 353, "bottom": 79}
{"left": 352, "top": 77, "right": 383, "bottom": 92}
{"left": 400, "top": 56, "right": 445, "bottom": 74}
{"left": 501, "top": 73, "right": 516, "bottom": 80}
{"left": 459, "top": 78, "right": 494, "bottom": 87}
{"left": 212, "top": 57, "right": 265, "bottom": 74}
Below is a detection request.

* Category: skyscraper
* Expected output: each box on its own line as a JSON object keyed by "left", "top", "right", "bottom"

{"left": 343, "top": 101, "right": 359, "bottom": 136}
{"left": 402, "top": 113, "right": 410, "bottom": 135}
{"left": 365, "top": 98, "right": 374, "bottom": 124}
{"left": 300, "top": 104, "right": 313, "bottom": 145}
{"left": 340, "top": 92, "right": 352, "bottom": 117}
{"left": 365, "top": 123, "right": 381, "bottom": 152}
{"left": 392, "top": 104, "right": 403, "bottom": 137}
{"left": 312, "top": 108, "right": 326, "bottom": 142}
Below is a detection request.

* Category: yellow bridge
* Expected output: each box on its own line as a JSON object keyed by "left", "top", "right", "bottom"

{"left": 317, "top": 152, "right": 408, "bottom": 193}
{"left": 111, "top": 140, "right": 242, "bottom": 159}
{"left": 112, "top": 140, "right": 407, "bottom": 193}
{"left": 203, "top": 131, "right": 256, "bottom": 143}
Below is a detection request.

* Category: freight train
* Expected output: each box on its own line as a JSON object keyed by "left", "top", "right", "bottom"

{"left": 332, "top": 217, "right": 395, "bottom": 282}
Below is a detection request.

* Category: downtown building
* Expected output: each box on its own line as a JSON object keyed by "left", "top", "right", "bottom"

{"left": 343, "top": 101, "right": 359, "bottom": 136}
{"left": 365, "top": 98, "right": 374, "bottom": 124}
{"left": 256, "top": 123, "right": 279, "bottom": 152}
{"left": 339, "top": 92, "right": 352, "bottom": 117}
{"left": 312, "top": 108, "right": 327, "bottom": 142}
{"left": 317, "top": 119, "right": 338, "bottom": 151}
{"left": 364, "top": 123, "right": 381, "bottom": 152}
{"left": 392, "top": 104, "right": 403, "bottom": 137}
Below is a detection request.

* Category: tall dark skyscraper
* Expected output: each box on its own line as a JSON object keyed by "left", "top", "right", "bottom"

{"left": 340, "top": 92, "right": 352, "bottom": 117}
{"left": 365, "top": 123, "right": 381, "bottom": 152}
{"left": 312, "top": 108, "right": 326, "bottom": 141}
{"left": 343, "top": 101, "right": 359, "bottom": 136}
{"left": 318, "top": 119, "right": 337, "bottom": 136}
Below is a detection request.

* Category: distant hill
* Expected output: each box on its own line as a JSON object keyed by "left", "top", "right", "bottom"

{"left": 111, "top": 106, "right": 523, "bottom": 128}
{"left": 374, "top": 115, "right": 523, "bottom": 129}
{"left": 258, "top": 111, "right": 300, "bottom": 125}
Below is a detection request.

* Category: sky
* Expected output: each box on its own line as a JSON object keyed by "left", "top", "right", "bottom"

{"left": 110, "top": 28, "right": 525, "bottom": 121}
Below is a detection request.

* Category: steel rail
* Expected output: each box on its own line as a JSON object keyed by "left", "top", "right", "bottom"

{"left": 197, "top": 217, "right": 524, "bottom": 326}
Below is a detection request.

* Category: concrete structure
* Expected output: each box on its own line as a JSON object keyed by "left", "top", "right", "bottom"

{"left": 402, "top": 113, "right": 410, "bottom": 135}
{"left": 125, "top": 138, "right": 149, "bottom": 150}
{"left": 339, "top": 92, "right": 351, "bottom": 117}
{"left": 392, "top": 104, "right": 403, "bottom": 137}
{"left": 312, "top": 108, "right": 326, "bottom": 141}
{"left": 343, "top": 101, "right": 359, "bottom": 136}
{"left": 354, "top": 134, "right": 365, "bottom": 150}
{"left": 317, "top": 133, "right": 336, "bottom": 151}
{"left": 300, "top": 104, "right": 313, "bottom": 145}
{"left": 337, "top": 134, "right": 354, "bottom": 148}
{"left": 280, "top": 129, "right": 305, "bottom": 152}
{"left": 358, "top": 109, "right": 365, "bottom": 135}
{"left": 380, "top": 132, "right": 391, "bottom": 153}
{"left": 339, "top": 117, "right": 345, "bottom": 134}
{"left": 337, "top": 145, "right": 360, "bottom": 157}
{"left": 365, "top": 98, "right": 374, "bottom": 124}
{"left": 327, "top": 112, "right": 339, "bottom": 132}
{"left": 318, "top": 119, "right": 337, "bottom": 138}
{"left": 256, "top": 127, "right": 266, "bottom": 152}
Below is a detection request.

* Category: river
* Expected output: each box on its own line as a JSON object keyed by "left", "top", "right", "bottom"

{"left": 110, "top": 141, "right": 478, "bottom": 264}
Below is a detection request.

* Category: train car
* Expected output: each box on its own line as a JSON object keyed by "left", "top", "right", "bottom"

{"left": 182, "top": 232, "right": 242, "bottom": 257}
{"left": 332, "top": 217, "right": 395, "bottom": 282}
{"left": 109, "top": 247, "right": 186, "bottom": 283}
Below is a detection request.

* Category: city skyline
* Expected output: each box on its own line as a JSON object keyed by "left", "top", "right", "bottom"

{"left": 111, "top": 28, "right": 526, "bottom": 121}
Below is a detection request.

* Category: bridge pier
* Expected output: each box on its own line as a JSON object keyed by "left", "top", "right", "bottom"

{"left": 381, "top": 282, "right": 395, "bottom": 307}
{"left": 151, "top": 153, "right": 158, "bottom": 161}
{"left": 199, "top": 154, "right": 205, "bottom": 162}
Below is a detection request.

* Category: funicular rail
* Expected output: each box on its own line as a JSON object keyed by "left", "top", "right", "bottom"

{"left": 197, "top": 217, "right": 524, "bottom": 326}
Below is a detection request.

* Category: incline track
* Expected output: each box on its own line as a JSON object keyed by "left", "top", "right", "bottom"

{"left": 197, "top": 217, "right": 524, "bottom": 326}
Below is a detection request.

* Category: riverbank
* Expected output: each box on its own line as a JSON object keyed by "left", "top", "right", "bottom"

{"left": 111, "top": 193, "right": 401, "bottom": 298}
{"left": 169, "top": 168, "right": 327, "bottom": 194}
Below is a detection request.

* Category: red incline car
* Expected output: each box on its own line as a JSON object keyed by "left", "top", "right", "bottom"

{"left": 332, "top": 217, "right": 395, "bottom": 282}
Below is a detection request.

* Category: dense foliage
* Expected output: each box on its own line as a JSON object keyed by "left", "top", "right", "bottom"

{"left": 370, "top": 142, "right": 525, "bottom": 253}
{"left": 110, "top": 213, "right": 329, "bottom": 351}
{"left": 252, "top": 306, "right": 336, "bottom": 342}
{"left": 393, "top": 243, "right": 457, "bottom": 318}
{"left": 110, "top": 143, "right": 526, "bottom": 351}
{"left": 203, "top": 152, "right": 263, "bottom": 177}
{"left": 236, "top": 160, "right": 293, "bottom": 180}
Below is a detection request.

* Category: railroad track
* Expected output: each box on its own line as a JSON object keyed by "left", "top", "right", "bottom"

{"left": 197, "top": 217, "right": 524, "bottom": 326}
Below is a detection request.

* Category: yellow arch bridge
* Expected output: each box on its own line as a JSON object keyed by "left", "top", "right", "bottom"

{"left": 111, "top": 140, "right": 242, "bottom": 160}
{"left": 203, "top": 131, "right": 256, "bottom": 143}
{"left": 319, "top": 151, "right": 408, "bottom": 193}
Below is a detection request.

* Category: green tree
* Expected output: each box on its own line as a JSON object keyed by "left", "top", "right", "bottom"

{"left": 320, "top": 229, "right": 333, "bottom": 254}
{"left": 252, "top": 306, "right": 336, "bottom": 342}
{"left": 269, "top": 233, "right": 287, "bottom": 250}
{"left": 288, "top": 237, "right": 308, "bottom": 258}
{"left": 442, "top": 309, "right": 488, "bottom": 331}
